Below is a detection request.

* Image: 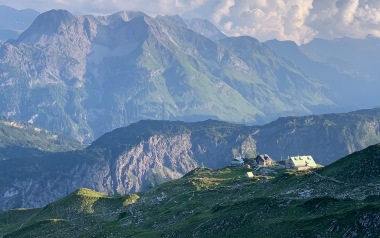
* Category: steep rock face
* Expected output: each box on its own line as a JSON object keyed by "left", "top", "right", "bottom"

{"left": 0, "top": 9, "right": 333, "bottom": 143}
{"left": 0, "top": 10, "right": 96, "bottom": 142}
{"left": 1, "top": 109, "right": 380, "bottom": 211}
{"left": 0, "top": 120, "right": 255, "bottom": 210}
{"left": 255, "top": 109, "right": 380, "bottom": 164}
{"left": 109, "top": 134, "right": 195, "bottom": 193}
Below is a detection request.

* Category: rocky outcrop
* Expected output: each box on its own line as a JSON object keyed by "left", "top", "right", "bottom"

{"left": 0, "top": 120, "right": 255, "bottom": 210}
{"left": 255, "top": 109, "right": 380, "bottom": 164}
{"left": 1, "top": 109, "right": 380, "bottom": 211}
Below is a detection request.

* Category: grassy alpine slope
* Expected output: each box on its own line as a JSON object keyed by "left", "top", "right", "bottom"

{"left": 1, "top": 144, "right": 379, "bottom": 237}
{"left": 1, "top": 108, "right": 380, "bottom": 213}
{"left": 0, "top": 118, "right": 82, "bottom": 161}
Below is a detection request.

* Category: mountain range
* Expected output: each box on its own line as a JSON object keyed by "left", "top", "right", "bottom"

{"left": 0, "top": 5, "right": 39, "bottom": 41}
{"left": 266, "top": 36, "right": 380, "bottom": 111}
{"left": 0, "top": 108, "right": 379, "bottom": 212}
{"left": 0, "top": 8, "right": 349, "bottom": 143}
{"left": 0, "top": 5, "right": 379, "bottom": 237}
{"left": 0, "top": 7, "right": 379, "bottom": 144}
{"left": 1, "top": 142, "right": 379, "bottom": 237}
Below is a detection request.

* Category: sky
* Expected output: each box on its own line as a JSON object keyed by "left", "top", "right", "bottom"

{"left": 1, "top": 0, "right": 380, "bottom": 44}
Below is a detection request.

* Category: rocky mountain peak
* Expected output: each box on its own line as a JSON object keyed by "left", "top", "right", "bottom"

{"left": 220, "top": 36, "right": 262, "bottom": 50}
{"left": 0, "top": 9, "right": 340, "bottom": 142}
{"left": 16, "top": 9, "right": 78, "bottom": 43}
{"left": 184, "top": 17, "right": 227, "bottom": 40}
{"left": 265, "top": 39, "right": 299, "bottom": 51}
{"left": 96, "top": 11, "right": 147, "bottom": 26}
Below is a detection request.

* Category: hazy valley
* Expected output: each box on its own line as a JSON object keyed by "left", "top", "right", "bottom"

{"left": 0, "top": 5, "right": 379, "bottom": 237}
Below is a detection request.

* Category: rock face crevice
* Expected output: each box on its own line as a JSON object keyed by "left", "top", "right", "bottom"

{"left": 109, "top": 134, "right": 196, "bottom": 194}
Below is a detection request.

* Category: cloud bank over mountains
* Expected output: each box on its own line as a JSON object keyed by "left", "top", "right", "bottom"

{"left": 3, "top": 0, "right": 380, "bottom": 44}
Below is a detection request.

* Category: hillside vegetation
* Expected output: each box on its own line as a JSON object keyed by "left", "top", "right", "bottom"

{"left": 0, "top": 118, "right": 82, "bottom": 161}
{"left": 1, "top": 144, "right": 379, "bottom": 237}
{"left": 0, "top": 108, "right": 380, "bottom": 212}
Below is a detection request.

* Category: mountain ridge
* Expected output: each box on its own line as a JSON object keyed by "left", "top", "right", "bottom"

{"left": 0, "top": 108, "right": 379, "bottom": 212}
{"left": 0, "top": 9, "right": 335, "bottom": 142}
{"left": 0, "top": 117, "right": 82, "bottom": 161}
{"left": 265, "top": 37, "right": 380, "bottom": 112}
{"left": 0, "top": 5, "right": 39, "bottom": 41}
{"left": 0, "top": 143, "right": 379, "bottom": 237}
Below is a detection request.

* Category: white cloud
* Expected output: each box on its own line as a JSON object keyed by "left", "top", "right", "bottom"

{"left": 212, "top": 0, "right": 234, "bottom": 23}
{"left": 201, "top": 0, "right": 316, "bottom": 44}
{"left": 307, "top": 0, "right": 380, "bottom": 40}
{"left": 198, "top": 0, "right": 380, "bottom": 44}
{"left": 3, "top": 0, "right": 380, "bottom": 44}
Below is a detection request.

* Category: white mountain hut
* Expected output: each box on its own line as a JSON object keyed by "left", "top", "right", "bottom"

{"left": 286, "top": 155, "right": 317, "bottom": 170}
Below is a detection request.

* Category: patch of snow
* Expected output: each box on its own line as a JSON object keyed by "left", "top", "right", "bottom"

{"left": 4, "top": 188, "right": 19, "bottom": 198}
{"left": 28, "top": 114, "right": 39, "bottom": 124}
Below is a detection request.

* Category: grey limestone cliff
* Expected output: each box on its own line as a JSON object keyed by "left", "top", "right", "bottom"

{"left": 0, "top": 120, "right": 255, "bottom": 211}
{"left": 1, "top": 109, "right": 380, "bottom": 211}
{"left": 0, "top": 9, "right": 334, "bottom": 143}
